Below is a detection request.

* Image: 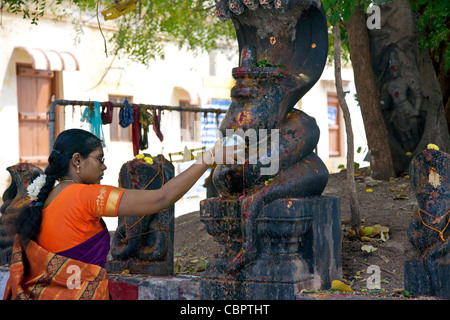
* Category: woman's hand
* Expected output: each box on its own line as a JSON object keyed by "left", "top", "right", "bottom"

{"left": 118, "top": 141, "right": 241, "bottom": 217}
{"left": 207, "top": 141, "right": 244, "bottom": 166}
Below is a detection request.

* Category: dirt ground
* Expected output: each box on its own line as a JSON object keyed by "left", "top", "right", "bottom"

{"left": 174, "top": 167, "right": 420, "bottom": 294}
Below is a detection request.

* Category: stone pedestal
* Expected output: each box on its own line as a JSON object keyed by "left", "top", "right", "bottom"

{"left": 202, "top": 0, "right": 338, "bottom": 300}
{"left": 200, "top": 196, "right": 341, "bottom": 300}
{"left": 404, "top": 259, "right": 450, "bottom": 299}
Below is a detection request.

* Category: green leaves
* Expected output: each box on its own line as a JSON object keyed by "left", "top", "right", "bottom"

{"left": 3, "top": 0, "right": 448, "bottom": 73}
{"left": 3, "top": 0, "right": 235, "bottom": 66}
{"left": 5, "top": 0, "right": 47, "bottom": 25}
{"left": 254, "top": 60, "right": 286, "bottom": 68}
{"left": 324, "top": 0, "right": 449, "bottom": 73}
{"left": 105, "top": 0, "right": 236, "bottom": 65}
{"left": 414, "top": 0, "right": 450, "bottom": 72}
{"left": 322, "top": 0, "right": 367, "bottom": 25}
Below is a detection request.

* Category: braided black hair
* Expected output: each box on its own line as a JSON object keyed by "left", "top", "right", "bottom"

{"left": 15, "top": 129, "right": 102, "bottom": 243}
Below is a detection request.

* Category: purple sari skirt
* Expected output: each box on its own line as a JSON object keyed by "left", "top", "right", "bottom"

{"left": 57, "top": 227, "right": 110, "bottom": 268}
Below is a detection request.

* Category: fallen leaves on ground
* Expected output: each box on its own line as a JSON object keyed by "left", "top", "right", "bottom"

{"left": 331, "top": 280, "right": 353, "bottom": 292}
{"left": 342, "top": 223, "right": 390, "bottom": 244}
{"left": 174, "top": 257, "right": 208, "bottom": 274}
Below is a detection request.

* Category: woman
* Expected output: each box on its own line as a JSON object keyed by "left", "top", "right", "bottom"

{"left": 4, "top": 128, "right": 234, "bottom": 300}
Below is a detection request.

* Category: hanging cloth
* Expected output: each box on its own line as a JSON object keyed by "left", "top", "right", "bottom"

{"left": 131, "top": 104, "right": 140, "bottom": 156}
{"left": 216, "top": 110, "right": 221, "bottom": 127}
{"left": 153, "top": 106, "right": 164, "bottom": 142}
{"left": 101, "top": 101, "right": 114, "bottom": 124}
{"left": 139, "top": 105, "right": 153, "bottom": 150}
{"left": 81, "top": 102, "right": 106, "bottom": 147}
{"left": 119, "top": 98, "right": 134, "bottom": 128}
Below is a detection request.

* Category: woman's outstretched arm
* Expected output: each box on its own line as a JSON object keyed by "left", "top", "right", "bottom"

{"left": 116, "top": 146, "right": 233, "bottom": 216}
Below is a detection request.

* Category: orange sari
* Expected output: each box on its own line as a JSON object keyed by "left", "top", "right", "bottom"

{"left": 4, "top": 184, "right": 124, "bottom": 300}
{"left": 4, "top": 238, "right": 109, "bottom": 300}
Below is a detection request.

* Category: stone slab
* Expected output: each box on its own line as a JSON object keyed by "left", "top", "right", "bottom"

{"left": 0, "top": 267, "right": 442, "bottom": 300}
{"left": 201, "top": 278, "right": 314, "bottom": 300}
{"left": 108, "top": 274, "right": 201, "bottom": 300}
{"left": 0, "top": 267, "right": 9, "bottom": 300}
{"left": 404, "top": 259, "right": 450, "bottom": 299}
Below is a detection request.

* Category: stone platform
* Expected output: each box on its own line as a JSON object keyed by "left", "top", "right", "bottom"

{"left": 0, "top": 267, "right": 442, "bottom": 300}
{"left": 200, "top": 196, "right": 342, "bottom": 300}
{"left": 0, "top": 266, "right": 201, "bottom": 300}
{"left": 0, "top": 197, "right": 342, "bottom": 301}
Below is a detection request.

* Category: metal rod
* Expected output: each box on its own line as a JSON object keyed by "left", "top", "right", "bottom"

{"left": 48, "top": 99, "right": 227, "bottom": 149}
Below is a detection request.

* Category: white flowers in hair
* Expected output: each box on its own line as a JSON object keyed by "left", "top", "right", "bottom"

{"left": 27, "top": 174, "right": 47, "bottom": 201}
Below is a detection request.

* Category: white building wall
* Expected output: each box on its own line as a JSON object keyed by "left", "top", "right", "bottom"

{"left": 301, "top": 65, "right": 369, "bottom": 172}
{"left": 0, "top": 11, "right": 368, "bottom": 230}
{"left": 0, "top": 11, "right": 239, "bottom": 229}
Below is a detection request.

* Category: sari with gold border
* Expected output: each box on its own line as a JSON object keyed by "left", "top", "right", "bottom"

{"left": 3, "top": 184, "right": 124, "bottom": 300}
{"left": 4, "top": 238, "right": 109, "bottom": 300}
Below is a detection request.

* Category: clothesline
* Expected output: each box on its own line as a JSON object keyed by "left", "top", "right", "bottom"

{"left": 48, "top": 99, "right": 227, "bottom": 150}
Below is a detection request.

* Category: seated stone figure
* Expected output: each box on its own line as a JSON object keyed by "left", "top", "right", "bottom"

{"left": 406, "top": 148, "right": 450, "bottom": 298}
{"left": 107, "top": 155, "right": 175, "bottom": 275}
{"left": 211, "top": 0, "right": 329, "bottom": 274}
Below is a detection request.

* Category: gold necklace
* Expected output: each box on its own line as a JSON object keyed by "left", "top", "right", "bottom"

{"left": 58, "top": 179, "right": 77, "bottom": 184}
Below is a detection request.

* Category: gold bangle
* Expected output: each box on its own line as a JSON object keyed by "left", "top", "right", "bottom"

{"left": 208, "top": 149, "right": 215, "bottom": 164}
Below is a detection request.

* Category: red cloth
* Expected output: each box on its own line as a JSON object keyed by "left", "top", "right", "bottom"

{"left": 132, "top": 104, "right": 141, "bottom": 156}
{"left": 101, "top": 101, "right": 114, "bottom": 124}
{"left": 153, "top": 106, "right": 164, "bottom": 142}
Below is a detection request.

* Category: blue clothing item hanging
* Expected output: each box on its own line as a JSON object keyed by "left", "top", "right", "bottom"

{"left": 119, "top": 98, "right": 134, "bottom": 128}
{"left": 81, "top": 102, "right": 106, "bottom": 147}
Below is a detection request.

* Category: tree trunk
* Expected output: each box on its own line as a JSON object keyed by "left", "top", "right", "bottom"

{"left": 333, "top": 23, "right": 361, "bottom": 232}
{"left": 446, "top": 98, "right": 450, "bottom": 136}
{"left": 367, "top": 0, "right": 450, "bottom": 169}
{"left": 345, "top": 5, "right": 395, "bottom": 181}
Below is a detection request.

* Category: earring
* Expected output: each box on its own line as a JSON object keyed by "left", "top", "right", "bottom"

{"left": 76, "top": 165, "right": 80, "bottom": 173}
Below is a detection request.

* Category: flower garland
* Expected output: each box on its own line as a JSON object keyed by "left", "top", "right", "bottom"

{"left": 27, "top": 174, "right": 46, "bottom": 207}
{"left": 135, "top": 154, "right": 154, "bottom": 165}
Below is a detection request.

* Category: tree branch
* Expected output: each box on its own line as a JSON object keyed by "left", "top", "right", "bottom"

{"left": 333, "top": 22, "right": 361, "bottom": 232}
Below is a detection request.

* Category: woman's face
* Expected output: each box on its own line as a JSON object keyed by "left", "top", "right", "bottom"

{"left": 78, "top": 146, "right": 107, "bottom": 184}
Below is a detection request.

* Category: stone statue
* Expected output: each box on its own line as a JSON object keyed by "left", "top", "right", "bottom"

{"left": 200, "top": 0, "right": 342, "bottom": 299}
{"left": 212, "top": 0, "right": 329, "bottom": 274}
{"left": 0, "top": 163, "right": 43, "bottom": 264}
{"left": 405, "top": 148, "right": 450, "bottom": 299}
{"left": 380, "top": 48, "right": 422, "bottom": 154}
{"left": 106, "top": 155, "right": 175, "bottom": 275}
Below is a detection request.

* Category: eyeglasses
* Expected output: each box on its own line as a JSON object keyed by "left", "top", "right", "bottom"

{"left": 89, "top": 156, "right": 105, "bottom": 165}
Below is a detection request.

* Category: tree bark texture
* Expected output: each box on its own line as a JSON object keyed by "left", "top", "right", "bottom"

{"left": 368, "top": 0, "right": 450, "bottom": 172}
{"left": 346, "top": 5, "right": 395, "bottom": 180}
{"left": 446, "top": 99, "right": 450, "bottom": 136}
